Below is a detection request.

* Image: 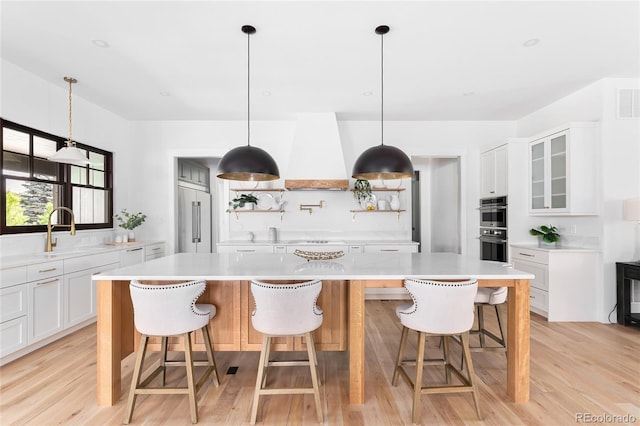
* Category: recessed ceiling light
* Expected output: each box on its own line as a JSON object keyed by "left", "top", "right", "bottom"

{"left": 522, "top": 38, "right": 540, "bottom": 47}
{"left": 92, "top": 39, "right": 109, "bottom": 48}
{"left": 362, "top": 91, "right": 373, "bottom": 96}
{"left": 262, "top": 90, "right": 272, "bottom": 96}
{"left": 159, "top": 91, "right": 171, "bottom": 97}
{"left": 463, "top": 91, "right": 475, "bottom": 97}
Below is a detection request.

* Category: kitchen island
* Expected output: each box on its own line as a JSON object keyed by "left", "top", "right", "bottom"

{"left": 94, "top": 252, "right": 533, "bottom": 406}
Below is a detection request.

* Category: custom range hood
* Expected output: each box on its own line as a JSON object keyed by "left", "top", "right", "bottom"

{"left": 284, "top": 113, "right": 349, "bottom": 190}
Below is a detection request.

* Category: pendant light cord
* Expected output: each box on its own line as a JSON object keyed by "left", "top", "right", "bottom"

{"left": 247, "top": 29, "right": 251, "bottom": 147}
{"left": 68, "top": 78, "right": 73, "bottom": 147}
{"left": 380, "top": 31, "right": 384, "bottom": 147}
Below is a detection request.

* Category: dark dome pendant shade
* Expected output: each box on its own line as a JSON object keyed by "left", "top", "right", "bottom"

{"left": 217, "top": 25, "right": 280, "bottom": 182}
{"left": 352, "top": 25, "right": 413, "bottom": 180}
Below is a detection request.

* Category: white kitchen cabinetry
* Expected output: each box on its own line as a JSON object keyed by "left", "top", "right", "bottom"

{"left": 121, "top": 246, "right": 145, "bottom": 266}
{"left": 178, "top": 159, "right": 209, "bottom": 189}
{"left": 0, "top": 266, "right": 28, "bottom": 358}
{"left": 27, "top": 260, "right": 64, "bottom": 343}
{"left": 528, "top": 123, "right": 597, "bottom": 215}
{"left": 511, "top": 245, "right": 599, "bottom": 321}
{"left": 348, "top": 245, "right": 364, "bottom": 253}
{"left": 63, "top": 251, "right": 120, "bottom": 328}
{"left": 145, "top": 242, "right": 166, "bottom": 261}
{"left": 480, "top": 144, "right": 508, "bottom": 197}
{"left": 364, "top": 243, "right": 417, "bottom": 300}
{"left": 273, "top": 244, "right": 287, "bottom": 254}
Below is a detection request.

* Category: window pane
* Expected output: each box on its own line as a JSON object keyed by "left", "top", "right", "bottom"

{"left": 3, "top": 151, "right": 29, "bottom": 177}
{"left": 70, "top": 165, "right": 87, "bottom": 184}
{"left": 3, "top": 128, "right": 29, "bottom": 154}
{"left": 33, "top": 136, "right": 58, "bottom": 159}
{"left": 89, "top": 170, "right": 105, "bottom": 187}
{"left": 34, "top": 158, "right": 59, "bottom": 181}
{"left": 73, "top": 187, "right": 108, "bottom": 224}
{"left": 89, "top": 152, "right": 105, "bottom": 171}
{"left": 5, "top": 179, "right": 62, "bottom": 226}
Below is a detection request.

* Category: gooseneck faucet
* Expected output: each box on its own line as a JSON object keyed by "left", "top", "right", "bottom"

{"left": 46, "top": 207, "right": 76, "bottom": 252}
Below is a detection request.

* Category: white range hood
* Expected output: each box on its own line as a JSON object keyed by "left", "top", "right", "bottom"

{"left": 284, "top": 112, "right": 349, "bottom": 190}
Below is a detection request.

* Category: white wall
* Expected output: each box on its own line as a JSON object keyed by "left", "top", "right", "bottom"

{"left": 512, "top": 78, "right": 640, "bottom": 323}
{"left": 0, "top": 60, "right": 135, "bottom": 255}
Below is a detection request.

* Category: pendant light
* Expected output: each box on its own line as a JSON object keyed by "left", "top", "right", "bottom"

{"left": 48, "top": 77, "right": 91, "bottom": 166}
{"left": 352, "top": 25, "right": 413, "bottom": 180}
{"left": 217, "top": 25, "right": 280, "bottom": 181}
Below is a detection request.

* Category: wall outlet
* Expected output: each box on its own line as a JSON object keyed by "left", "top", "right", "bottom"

{"left": 570, "top": 224, "right": 578, "bottom": 234}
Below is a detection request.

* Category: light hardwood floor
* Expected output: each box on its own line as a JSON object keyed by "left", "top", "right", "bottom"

{"left": 1, "top": 301, "right": 638, "bottom": 425}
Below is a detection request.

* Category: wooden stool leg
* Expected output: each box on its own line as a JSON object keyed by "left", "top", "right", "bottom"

{"left": 183, "top": 332, "right": 198, "bottom": 424}
{"left": 461, "top": 332, "right": 482, "bottom": 420}
{"left": 202, "top": 325, "right": 220, "bottom": 386}
{"left": 442, "top": 335, "right": 452, "bottom": 384}
{"left": 124, "top": 334, "right": 149, "bottom": 425}
{"left": 412, "top": 331, "right": 426, "bottom": 424}
{"left": 261, "top": 335, "right": 272, "bottom": 388}
{"left": 392, "top": 326, "right": 409, "bottom": 386}
{"left": 477, "top": 305, "right": 486, "bottom": 348}
{"left": 251, "top": 336, "right": 270, "bottom": 425}
{"left": 160, "top": 336, "right": 168, "bottom": 386}
{"left": 495, "top": 304, "right": 507, "bottom": 354}
{"left": 306, "top": 332, "right": 323, "bottom": 423}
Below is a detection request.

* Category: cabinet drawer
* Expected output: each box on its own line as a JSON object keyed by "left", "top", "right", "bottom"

{"left": 0, "top": 316, "right": 28, "bottom": 358}
{"left": 511, "top": 247, "right": 548, "bottom": 264}
{"left": 145, "top": 243, "right": 165, "bottom": 260}
{"left": 64, "top": 251, "right": 120, "bottom": 274}
{"left": 348, "top": 245, "right": 364, "bottom": 253}
{"left": 273, "top": 245, "right": 287, "bottom": 254}
{"left": 27, "top": 260, "right": 63, "bottom": 282}
{"left": 1, "top": 266, "right": 27, "bottom": 289}
{"left": 529, "top": 287, "right": 548, "bottom": 313}
{"left": 513, "top": 259, "right": 548, "bottom": 291}
{"left": 0, "top": 284, "right": 27, "bottom": 323}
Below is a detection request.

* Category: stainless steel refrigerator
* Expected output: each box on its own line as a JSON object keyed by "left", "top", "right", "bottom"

{"left": 178, "top": 186, "right": 211, "bottom": 253}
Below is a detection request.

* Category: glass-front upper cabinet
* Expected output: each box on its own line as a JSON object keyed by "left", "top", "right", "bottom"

{"left": 528, "top": 123, "right": 598, "bottom": 216}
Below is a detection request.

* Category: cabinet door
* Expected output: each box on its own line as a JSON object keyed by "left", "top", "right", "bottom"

{"left": 480, "top": 150, "right": 496, "bottom": 197}
{"left": 364, "top": 244, "right": 417, "bottom": 253}
{"left": 28, "top": 277, "right": 63, "bottom": 343}
{"left": 0, "top": 317, "right": 28, "bottom": 357}
{"left": 494, "top": 145, "right": 508, "bottom": 197}
{"left": 530, "top": 140, "right": 546, "bottom": 210}
{"left": 0, "top": 284, "right": 27, "bottom": 323}
{"left": 548, "top": 134, "right": 567, "bottom": 209}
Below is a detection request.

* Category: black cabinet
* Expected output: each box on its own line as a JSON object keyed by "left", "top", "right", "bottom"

{"left": 616, "top": 261, "right": 640, "bottom": 327}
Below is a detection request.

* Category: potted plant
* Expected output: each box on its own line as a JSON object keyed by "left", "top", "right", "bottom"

{"left": 114, "top": 209, "right": 146, "bottom": 241}
{"left": 529, "top": 224, "right": 560, "bottom": 247}
{"left": 353, "top": 179, "right": 373, "bottom": 207}
{"left": 227, "top": 193, "right": 258, "bottom": 212}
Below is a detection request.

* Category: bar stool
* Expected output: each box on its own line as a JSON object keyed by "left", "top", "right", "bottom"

{"left": 471, "top": 286, "right": 507, "bottom": 352}
{"left": 249, "top": 279, "right": 323, "bottom": 425}
{"left": 392, "top": 278, "right": 481, "bottom": 423}
{"left": 124, "top": 280, "right": 220, "bottom": 424}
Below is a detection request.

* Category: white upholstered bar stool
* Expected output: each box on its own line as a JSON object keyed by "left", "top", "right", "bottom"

{"left": 471, "top": 286, "right": 507, "bottom": 352}
{"left": 124, "top": 280, "right": 220, "bottom": 424}
{"left": 249, "top": 279, "right": 323, "bottom": 425}
{"left": 392, "top": 278, "right": 482, "bottom": 424}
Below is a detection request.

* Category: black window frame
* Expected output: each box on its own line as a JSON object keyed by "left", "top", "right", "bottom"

{"left": 1, "top": 118, "right": 113, "bottom": 234}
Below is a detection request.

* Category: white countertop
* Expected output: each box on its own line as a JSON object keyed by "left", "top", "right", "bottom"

{"left": 93, "top": 252, "right": 533, "bottom": 281}
{"left": 0, "top": 241, "right": 162, "bottom": 269}
{"left": 510, "top": 243, "right": 600, "bottom": 253}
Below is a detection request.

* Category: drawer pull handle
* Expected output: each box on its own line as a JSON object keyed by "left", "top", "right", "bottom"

{"left": 381, "top": 249, "right": 399, "bottom": 252}
{"left": 519, "top": 253, "right": 534, "bottom": 257}
{"left": 38, "top": 267, "right": 57, "bottom": 273}
{"left": 37, "top": 278, "right": 58, "bottom": 286}
{"left": 237, "top": 249, "right": 255, "bottom": 252}
{"left": 152, "top": 248, "right": 161, "bottom": 251}
{"left": 126, "top": 248, "right": 143, "bottom": 252}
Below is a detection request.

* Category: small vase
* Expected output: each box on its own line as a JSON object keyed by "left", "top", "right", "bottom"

{"left": 389, "top": 194, "right": 400, "bottom": 210}
{"left": 128, "top": 230, "right": 135, "bottom": 242}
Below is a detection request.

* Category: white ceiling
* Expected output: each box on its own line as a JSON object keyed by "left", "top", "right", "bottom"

{"left": 1, "top": 1, "right": 638, "bottom": 121}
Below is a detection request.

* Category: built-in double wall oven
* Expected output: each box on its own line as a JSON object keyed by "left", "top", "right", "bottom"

{"left": 479, "top": 196, "right": 508, "bottom": 263}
